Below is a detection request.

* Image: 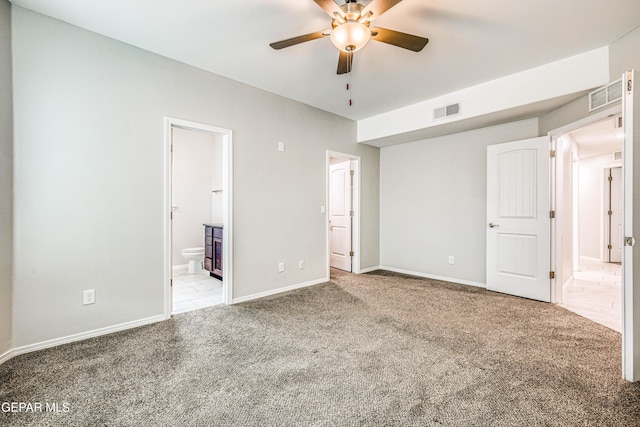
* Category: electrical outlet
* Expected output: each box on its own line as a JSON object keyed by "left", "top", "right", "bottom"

{"left": 299, "top": 260, "right": 304, "bottom": 269}
{"left": 278, "top": 141, "right": 285, "bottom": 152}
{"left": 278, "top": 262, "right": 285, "bottom": 273}
{"left": 83, "top": 289, "right": 95, "bottom": 305}
{"left": 448, "top": 256, "right": 454, "bottom": 265}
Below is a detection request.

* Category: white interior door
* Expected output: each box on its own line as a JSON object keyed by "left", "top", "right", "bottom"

{"left": 487, "top": 136, "right": 551, "bottom": 302}
{"left": 622, "top": 70, "right": 639, "bottom": 382}
{"left": 329, "top": 160, "right": 352, "bottom": 272}
{"left": 609, "top": 167, "right": 623, "bottom": 263}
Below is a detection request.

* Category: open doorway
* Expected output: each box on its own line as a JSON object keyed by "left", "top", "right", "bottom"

{"left": 170, "top": 127, "right": 224, "bottom": 314}
{"left": 164, "top": 118, "right": 233, "bottom": 318}
{"left": 555, "top": 115, "right": 623, "bottom": 331}
{"left": 327, "top": 151, "right": 360, "bottom": 276}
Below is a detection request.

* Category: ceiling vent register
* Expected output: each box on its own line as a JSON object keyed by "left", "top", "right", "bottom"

{"left": 433, "top": 102, "right": 461, "bottom": 120}
{"left": 589, "top": 79, "right": 622, "bottom": 112}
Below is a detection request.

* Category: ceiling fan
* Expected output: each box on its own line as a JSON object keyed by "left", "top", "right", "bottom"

{"left": 269, "top": 0, "right": 429, "bottom": 74}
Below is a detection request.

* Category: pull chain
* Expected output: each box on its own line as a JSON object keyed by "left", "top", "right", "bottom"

{"left": 346, "top": 51, "right": 352, "bottom": 106}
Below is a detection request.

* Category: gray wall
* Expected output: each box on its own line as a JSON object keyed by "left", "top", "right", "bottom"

{"left": 610, "top": 27, "right": 640, "bottom": 79}
{"left": 379, "top": 119, "right": 539, "bottom": 285}
{"left": 0, "top": 0, "right": 13, "bottom": 357}
{"left": 11, "top": 7, "right": 379, "bottom": 348}
{"left": 540, "top": 27, "right": 640, "bottom": 135}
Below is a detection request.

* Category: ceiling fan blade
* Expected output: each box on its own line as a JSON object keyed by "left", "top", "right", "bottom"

{"left": 361, "top": 0, "right": 403, "bottom": 20}
{"left": 337, "top": 51, "right": 353, "bottom": 75}
{"left": 313, "top": 0, "right": 345, "bottom": 17}
{"left": 371, "top": 27, "right": 429, "bottom": 52}
{"left": 269, "top": 31, "right": 327, "bottom": 50}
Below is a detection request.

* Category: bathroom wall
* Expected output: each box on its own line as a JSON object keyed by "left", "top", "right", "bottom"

{"left": 555, "top": 134, "right": 579, "bottom": 286}
{"left": 11, "top": 7, "right": 380, "bottom": 348}
{"left": 578, "top": 152, "right": 616, "bottom": 260}
{"left": 211, "top": 136, "right": 223, "bottom": 225}
{"left": 171, "top": 127, "right": 220, "bottom": 267}
{"left": 0, "top": 0, "right": 13, "bottom": 358}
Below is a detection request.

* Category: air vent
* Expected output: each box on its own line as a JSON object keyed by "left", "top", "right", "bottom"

{"left": 614, "top": 151, "right": 622, "bottom": 161}
{"left": 589, "top": 79, "right": 623, "bottom": 112}
{"left": 433, "top": 102, "right": 461, "bottom": 120}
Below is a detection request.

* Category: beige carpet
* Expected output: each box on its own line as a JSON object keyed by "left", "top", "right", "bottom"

{"left": 1, "top": 269, "right": 639, "bottom": 426}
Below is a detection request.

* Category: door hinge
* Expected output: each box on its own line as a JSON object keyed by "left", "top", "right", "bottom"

{"left": 550, "top": 150, "right": 556, "bottom": 158}
{"left": 608, "top": 244, "right": 613, "bottom": 250}
{"left": 349, "top": 251, "right": 354, "bottom": 257}
{"left": 549, "top": 271, "right": 555, "bottom": 279}
{"left": 608, "top": 210, "right": 613, "bottom": 216}
{"left": 170, "top": 212, "right": 173, "bottom": 220}
{"left": 350, "top": 210, "right": 354, "bottom": 217}
{"left": 608, "top": 175, "right": 613, "bottom": 182}
{"left": 549, "top": 210, "right": 555, "bottom": 219}
{"left": 350, "top": 170, "right": 355, "bottom": 176}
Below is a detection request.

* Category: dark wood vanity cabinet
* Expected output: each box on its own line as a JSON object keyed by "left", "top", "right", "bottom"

{"left": 204, "top": 224, "right": 223, "bottom": 280}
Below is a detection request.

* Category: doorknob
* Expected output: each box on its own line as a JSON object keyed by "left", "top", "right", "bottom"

{"left": 488, "top": 223, "right": 500, "bottom": 228}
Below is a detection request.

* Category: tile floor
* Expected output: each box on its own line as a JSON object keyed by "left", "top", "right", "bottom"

{"left": 560, "top": 258, "right": 621, "bottom": 332}
{"left": 172, "top": 268, "right": 223, "bottom": 314}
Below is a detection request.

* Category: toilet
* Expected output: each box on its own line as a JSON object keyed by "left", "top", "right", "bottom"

{"left": 181, "top": 247, "right": 205, "bottom": 274}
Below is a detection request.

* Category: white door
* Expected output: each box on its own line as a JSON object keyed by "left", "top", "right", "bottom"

{"left": 622, "top": 70, "right": 639, "bottom": 382}
{"left": 330, "top": 160, "right": 352, "bottom": 272}
{"left": 609, "top": 167, "right": 623, "bottom": 263}
{"left": 487, "top": 136, "right": 551, "bottom": 302}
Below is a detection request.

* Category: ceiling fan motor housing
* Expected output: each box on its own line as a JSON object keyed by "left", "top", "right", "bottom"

{"left": 331, "top": 1, "right": 371, "bottom": 52}
{"left": 341, "top": 1, "right": 365, "bottom": 20}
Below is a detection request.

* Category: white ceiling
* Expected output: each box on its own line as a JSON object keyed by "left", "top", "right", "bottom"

{"left": 570, "top": 116, "right": 623, "bottom": 159}
{"left": 9, "top": 0, "right": 640, "bottom": 121}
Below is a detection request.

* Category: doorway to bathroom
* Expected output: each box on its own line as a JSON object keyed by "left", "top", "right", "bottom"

{"left": 164, "top": 118, "right": 233, "bottom": 317}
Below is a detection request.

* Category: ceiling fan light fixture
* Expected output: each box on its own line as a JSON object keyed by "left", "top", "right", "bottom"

{"left": 330, "top": 21, "right": 371, "bottom": 52}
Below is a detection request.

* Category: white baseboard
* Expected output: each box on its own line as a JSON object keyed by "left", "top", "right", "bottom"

{"left": 10, "top": 314, "right": 166, "bottom": 360}
{"left": 232, "top": 277, "right": 328, "bottom": 304}
{"left": 0, "top": 348, "right": 15, "bottom": 365}
{"left": 562, "top": 275, "right": 574, "bottom": 290}
{"left": 1, "top": 269, "right": 481, "bottom": 364}
{"left": 172, "top": 264, "right": 189, "bottom": 274}
{"left": 579, "top": 256, "right": 602, "bottom": 264}
{"left": 378, "top": 266, "right": 486, "bottom": 289}
{"left": 358, "top": 265, "right": 381, "bottom": 274}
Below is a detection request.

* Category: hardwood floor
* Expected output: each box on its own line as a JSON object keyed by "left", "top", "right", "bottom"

{"left": 560, "top": 258, "right": 621, "bottom": 333}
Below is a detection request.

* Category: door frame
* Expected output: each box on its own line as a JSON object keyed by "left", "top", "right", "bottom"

{"left": 326, "top": 150, "right": 361, "bottom": 276}
{"left": 548, "top": 105, "right": 622, "bottom": 305}
{"left": 622, "top": 70, "right": 639, "bottom": 382}
{"left": 164, "top": 117, "right": 234, "bottom": 318}
{"left": 604, "top": 166, "right": 623, "bottom": 263}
